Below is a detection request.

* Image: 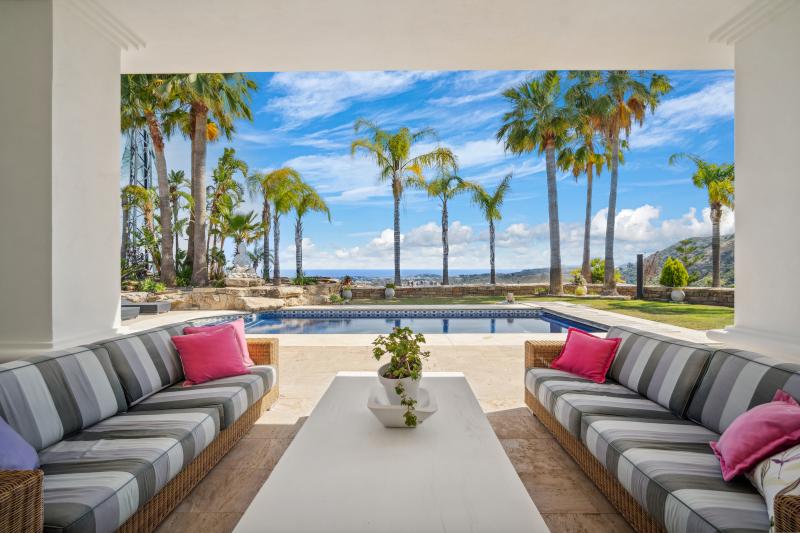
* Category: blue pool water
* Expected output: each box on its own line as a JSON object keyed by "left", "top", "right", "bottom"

{"left": 242, "top": 309, "right": 604, "bottom": 335}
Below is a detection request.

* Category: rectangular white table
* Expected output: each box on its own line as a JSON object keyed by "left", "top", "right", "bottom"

{"left": 235, "top": 372, "right": 549, "bottom": 533}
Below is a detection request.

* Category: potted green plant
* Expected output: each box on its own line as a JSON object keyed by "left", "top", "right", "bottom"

{"left": 384, "top": 283, "right": 396, "bottom": 299}
{"left": 341, "top": 275, "right": 353, "bottom": 300}
{"left": 572, "top": 272, "right": 588, "bottom": 296}
{"left": 372, "top": 327, "right": 430, "bottom": 427}
{"left": 660, "top": 257, "right": 689, "bottom": 302}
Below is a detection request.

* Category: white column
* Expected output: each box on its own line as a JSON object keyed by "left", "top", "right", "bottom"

{"left": 0, "top": 0, "right": 122, "bottom": 360}
{"left": 708, "top": 3, "right": 800, "bottom": 360}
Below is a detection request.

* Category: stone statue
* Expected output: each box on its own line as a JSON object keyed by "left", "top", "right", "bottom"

{"left": 226, "top": 242, "right": 259, "bottom": 283}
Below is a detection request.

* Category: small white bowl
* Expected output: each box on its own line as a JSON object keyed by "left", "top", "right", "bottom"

{"left": 367, "top": 386, "right": 438, "bottom": 428}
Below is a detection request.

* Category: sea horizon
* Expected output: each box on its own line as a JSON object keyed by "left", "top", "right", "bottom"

{"left": 303, "top": 268, "right": 521, "bottom": 278}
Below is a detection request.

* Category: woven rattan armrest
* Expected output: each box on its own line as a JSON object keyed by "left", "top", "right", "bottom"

{"left": 246, "top": 337, "right": 279, "bottom": 368}
{"left": 774, "top": 495, "right": 800, "bottom": 533}
{"left": 0, "top": 469, "right": 43, "bottom": 533}
{"left": 524, "top": 340, "right": 565, "bottom": 370}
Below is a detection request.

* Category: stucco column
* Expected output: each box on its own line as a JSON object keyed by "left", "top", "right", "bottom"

{"left": 0, "top": 0, "right": 122, "bottom": 360}
{"left": 707, "top": 3, "right": 800, "bottom": 361}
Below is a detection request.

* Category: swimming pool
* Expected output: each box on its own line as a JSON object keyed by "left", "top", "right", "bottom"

{"left": 242, "top": 309, "right": 604, "bottom": 335}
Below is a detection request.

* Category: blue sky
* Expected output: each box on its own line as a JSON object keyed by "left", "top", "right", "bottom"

{"left": 159, "top": 70, "right": 735, "bottom": 271}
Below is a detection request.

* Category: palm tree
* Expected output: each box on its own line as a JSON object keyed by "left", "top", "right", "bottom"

{"left": 122, "top": 184, "right": 160, "bottom": 271}
{"left": 293, "top": 186, "right": 331, "bottom": 278}
{"left": 207, "top": 148, "right": 247, "bottom": 272}
{"left": 559, "top": 86, "right": 610, "bottom": 283}
{"left": 121, "top": 74, "right": 178, "bottom": 285}
{"left": 471, "top": 175, "right": 512, "bottom": 285}
{"left": 416, "top": 167, "right": 475, "bottom": 285}
{"left": 270, "top": 176, "right": 305, "bottom": 286}
{"left": 351, "top": 120, "right": 456, "bottom": 286}
{"left": 170, "top": 73, "right": 258, "bottom": 286}
{"left": 669, "top": 153, "right": 734, "bottom": 287}
{"left": 498, "top": 71, "right": 570, "bottom": 295}
{"left": 247, "top": 167, "right": 302, "bottom": 282}
{"left": 573, "top": 71, "right": 672, "bottom": 294}
{"left": 168, "top": 170, "right": 192, "bottom": 257}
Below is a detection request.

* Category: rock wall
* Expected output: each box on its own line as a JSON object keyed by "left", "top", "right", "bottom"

{"left": 349, "top": 283, "right": 734, "bottom": 307}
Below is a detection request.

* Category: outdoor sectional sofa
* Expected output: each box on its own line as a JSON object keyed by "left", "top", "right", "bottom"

{"left": 0, "top": 320, "right": 279, "bottom": 533}
{"left": 525, "top": 325, "right": 800, "bottom": 533}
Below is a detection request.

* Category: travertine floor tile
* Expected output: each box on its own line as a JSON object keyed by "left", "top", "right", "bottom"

{"left": 542, "top": 512, "right": 634, "bottom": 533}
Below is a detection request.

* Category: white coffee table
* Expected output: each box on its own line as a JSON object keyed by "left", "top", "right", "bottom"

{"left": 235, "top": 372, "right": 549, "bottom": 533}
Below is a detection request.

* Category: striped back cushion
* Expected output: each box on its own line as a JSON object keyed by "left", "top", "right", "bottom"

{"left": 687, "top": 348, "right": 800, "bottom": 434}
{"left": 0, "top": 346, "right": 127, "bottom": 451}
{"left": 100, "top": 323, "right": 186, "bottom": 406}
{"left": 606, "top": 327, "right": 714, "bottom": 417}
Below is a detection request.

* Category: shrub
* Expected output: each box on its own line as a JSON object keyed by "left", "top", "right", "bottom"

{"left": 139, "top": 278, "right": 166, "bottom": 293}
{"left": 571, "top": 272, "right": 587, "bottom": 286}
{"left": 292, "top": 274, "right": 318, "bottom": 286}
{"left": 590, "top": 258, "right": 623, "bottom": 284}
{"left": 341, "top": 275, "right": 353, "bottom": 287}
{"left": 328, "top": 294, "right": 344, "bottom": 304}
{"left": 659, "top": 257, "right": 689, "bottom": 288}
{"left": 385, "top": 283, "right": 396, "bottom": 289}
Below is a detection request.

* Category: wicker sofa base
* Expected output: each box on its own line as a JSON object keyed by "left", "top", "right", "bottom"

{"left": 117, "top": 391, "right": 276, "bottom": 533}
{"left": 525, "top": 389, "right": 664, "bottom": 533}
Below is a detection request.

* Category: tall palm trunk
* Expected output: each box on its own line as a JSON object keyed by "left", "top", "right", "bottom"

{"left": 190, "top": 103, "right": 209, "bottom": 286}
{"left": 603, "top": 132, "right": 620, "bottom": 295}
{"left": 710, "top": 204, "right": 722, "bottom": 287}
{"left": 172, "top": 200, "right": 180, "bottom": 259}
{"left": 273, "top": 211, "right": 281, "bottom": 286}
{"left": 121, "top": 195, "right": 129, "bottom": 260}
{"left": 581, "top": 167, "right": 594, "bottom": 283}
{"left": 186, "top": 108, "right": 196, "bottom": 270}
{"left": 262, "top": 200, "right": 271, "bottom": 282}
{"left": 489, "top": 219, "right": 496, "bottom": 285}
{"left": 145, "top": 113, "right": 175, "bottom": 286}
{"left": 295, "top": 216, "right": 303, "bottom": 279}
{"left": 544, "top": 143, "right": 563, "bottom": 295}
{"left": 392, "top": 182, "right": 401, "bottom": 287}
{"left": 441, "top": 199, "right": 449, "bottom": 286}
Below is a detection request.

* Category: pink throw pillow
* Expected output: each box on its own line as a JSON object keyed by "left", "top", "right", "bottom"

{"left": 184, "top": 318, "right": 254, "bottom": 367}
{"left": 172, "top": 325, "right": 250, "bottom": 386}
{"left": 710, "top": 390, "right": 800, "bottom": 481}
{"left": 550, "top": 328, "right": 621, "bottom": 384}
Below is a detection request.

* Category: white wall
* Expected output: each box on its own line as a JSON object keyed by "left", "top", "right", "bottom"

{"left": 708, "top": 3, "right": 800, "bottom": 360}
{"left": 0, "top": 0, "right": 121, "bottom": 360}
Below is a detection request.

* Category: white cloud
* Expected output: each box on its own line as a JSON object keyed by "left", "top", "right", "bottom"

{"left": 265, "top": 71, "right": 441, "bottom": 126}
{"left": 428, "top": 90, "right": 498, "bottom": 107}
{"left": 630, "top": 78, "right": 734, "bottom": 149}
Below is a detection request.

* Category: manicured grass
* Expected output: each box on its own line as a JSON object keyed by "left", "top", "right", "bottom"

{"left": 350, "top": 295, "right": 733, "bottom": 331}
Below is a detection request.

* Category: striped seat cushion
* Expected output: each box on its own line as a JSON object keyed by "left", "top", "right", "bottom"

{"left": 39, "top": 408, "right": 219, "bottom": 533}
{"left": 606, "top": 326, "right": 714, "bottom": 417}
{"left": 687, "top": 348, "right": 800, "bottom": 434}
{"left": 526, "top": 368, "right": 676, "bottom": 437}
{"left": 582, "top": 415, "right": 769, "bottom": 533}
{"left": 131, "top": 366, "right": 275, "bottom": 428}
{"left": 0, "top": 346, "right": 127, "bottom": 451}
{"left": 100, "top": 323, "right": 186, "bottom": 406}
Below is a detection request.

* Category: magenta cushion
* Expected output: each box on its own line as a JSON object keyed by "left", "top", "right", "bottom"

{"left": 184, "top": 318, "right": 254, "bottom": 367}
{"left": 710, "top": 389, "right": 800, "bottom": 481}
{"left": 0, "top": 417, "right": 38, "bottom": 470}
{"left": 172, "top": 325, "right": 250, "bottom": 386}
{"left": 550, "top": 328, "right": 621, "bottom": 384}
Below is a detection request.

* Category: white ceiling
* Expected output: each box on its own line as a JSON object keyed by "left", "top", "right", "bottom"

{"left": 89, "top": 0, "right": 759, "bottom": 73}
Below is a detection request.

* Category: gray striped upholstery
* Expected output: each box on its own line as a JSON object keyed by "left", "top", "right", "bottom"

{"left": 0, "top": 346, "right": 127, "bottom": 451}
{"left": 131, "top": 366, "right": 275, "bottom": 428}
{"left": 606, "top": 326, "right": 714, "bottom": 417}
{"left": 100, "top": 324, "right": 186, "bottom": 406}
{"left": 686, "top": 348, "right": 800, "bottom": 434}
{"left": 526, "top": 368, "right": 677, "bottom": 437}
{"left": 582, "top": 415, "right": 769, "bottom": 533}
{"left": 39, "top": 408, "right": 219, "bottom": 533}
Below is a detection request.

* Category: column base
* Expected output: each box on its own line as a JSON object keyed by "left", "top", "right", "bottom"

{"left": 707, "top": 326, "right": 800, "bottom": 363}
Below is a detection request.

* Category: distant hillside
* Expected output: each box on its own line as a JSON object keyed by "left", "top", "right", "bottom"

{"left": 619, "top": 234, "right": 734, "bottom": 287}
{"left": 452, "top": 267, "right": 574, "bottom": 285}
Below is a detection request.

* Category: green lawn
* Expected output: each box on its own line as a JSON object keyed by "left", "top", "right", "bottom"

{"left": 350, "top": 295, "right": 733, "bottom": 331}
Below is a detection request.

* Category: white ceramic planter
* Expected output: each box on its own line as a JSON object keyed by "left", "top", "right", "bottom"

{"left": 670, "top": 289, "right": 686, "bottom": 302}
{"left": 378, "top": 363, "right": 420, "bottom": 405}
{"left": 342, "top": 288, "right": 352, "bottom": 300}
{"left": 385, "top": 287, "right": 395, "bottom": 299}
